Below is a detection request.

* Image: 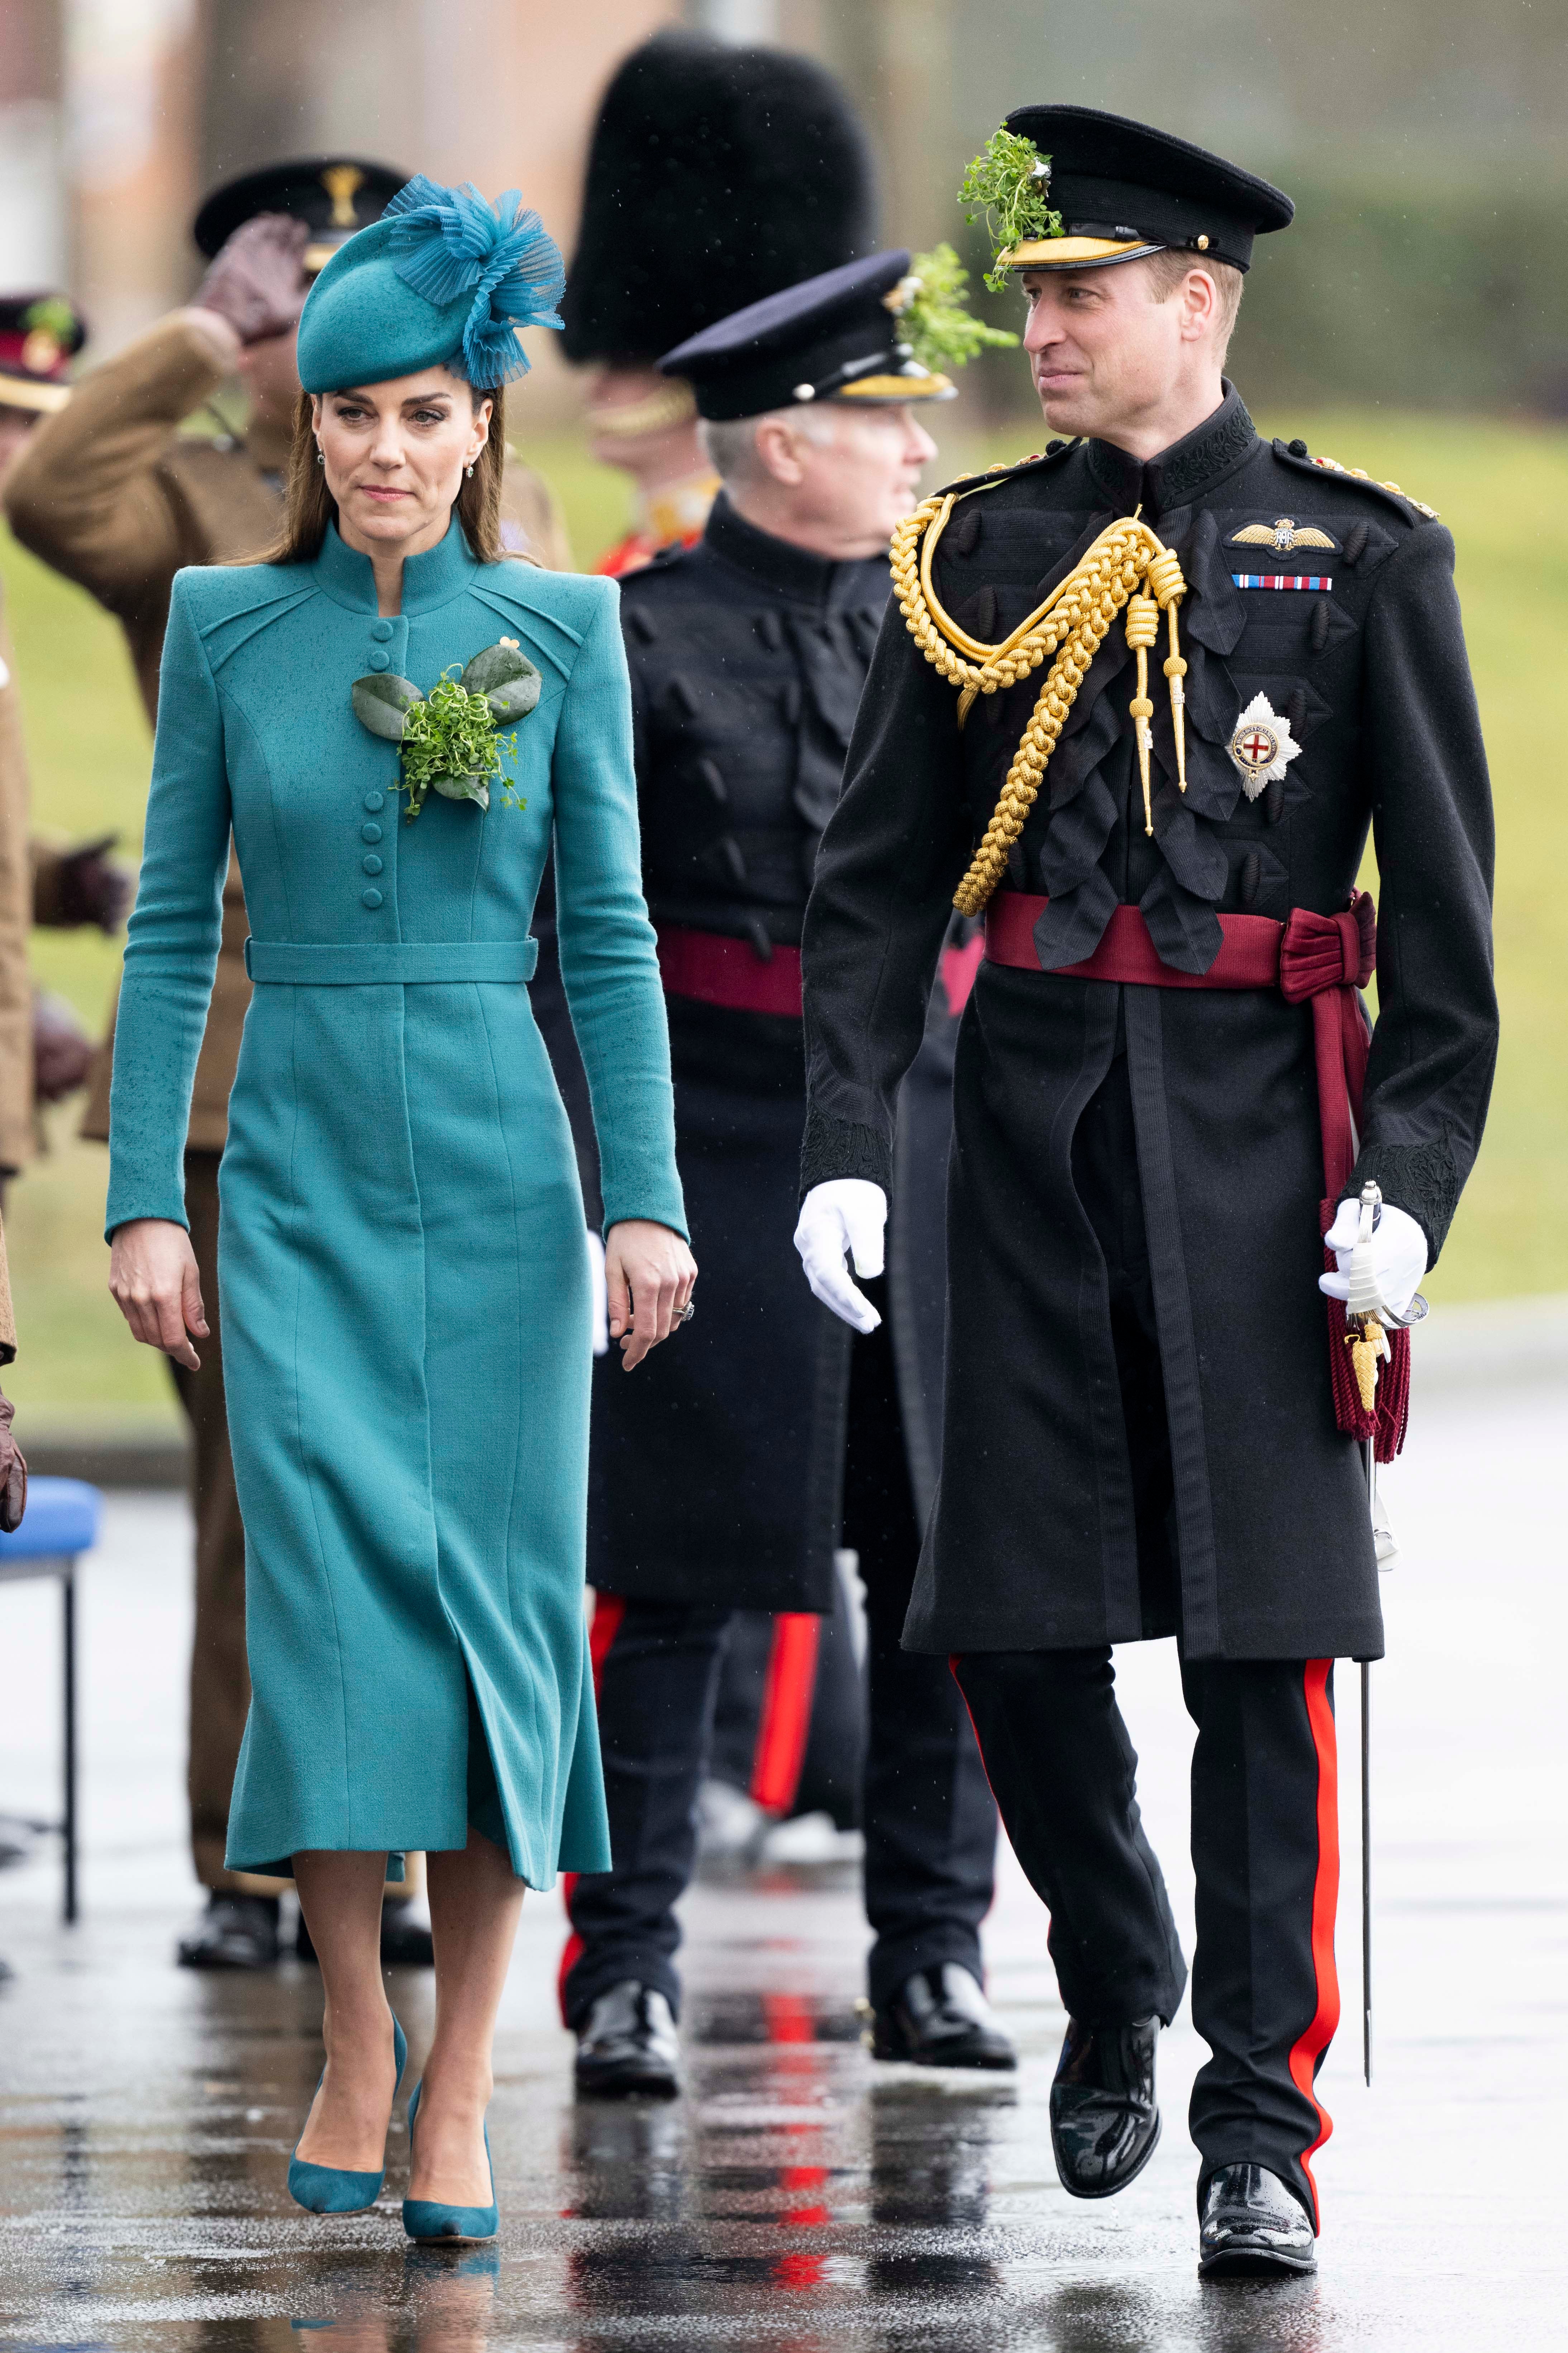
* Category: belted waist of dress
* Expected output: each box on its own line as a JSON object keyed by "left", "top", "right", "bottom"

{"left": 982, "top": 889, "right": 1377, "bottom": 1201}
{"left": 245, "top": 938, "right": 539, "bottom": 986}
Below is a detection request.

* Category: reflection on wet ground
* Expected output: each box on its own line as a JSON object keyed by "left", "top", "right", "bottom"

{"left": 3, "top": 1859, "right": 1563, "bottom": 2353}
{"left": 3, "top": 1381, "right": 1567, "bottom": 2348}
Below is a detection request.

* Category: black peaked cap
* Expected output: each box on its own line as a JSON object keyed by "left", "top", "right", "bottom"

{"left": 1004, "top": 105, "right": 1292, "bottom": 274}
{"left": 562, "top": 31, "right": 874, "bottom": 366}
{"left": 662, "top": 251, "right": 957, "bottom": 422}
{"left": 194, "top": 157, "right": 409, "bottom": 261}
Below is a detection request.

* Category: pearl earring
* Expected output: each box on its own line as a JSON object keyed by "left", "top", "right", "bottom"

{"left": 315, "top": 447, "right": 325, "bottom": 467}
{"left": 465, "top": 463, "right": 475, "bottom": 479}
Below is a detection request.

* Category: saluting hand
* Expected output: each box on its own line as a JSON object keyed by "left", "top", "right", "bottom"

{"left": 109, "top": 1218, "right": 209, "bottom": 1372}
{"left": 196, "top": 213, "right": 310, "bottom": 347}
{"left": 604, "top": 1220, "right": 697, "bottom": 1371}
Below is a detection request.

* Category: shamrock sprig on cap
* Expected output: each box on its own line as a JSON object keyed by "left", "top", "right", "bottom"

{"left": 958, "top": 128, "right": 1063, "bottom": 292}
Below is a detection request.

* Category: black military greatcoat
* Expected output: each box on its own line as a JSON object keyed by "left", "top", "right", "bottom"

{"left": 800, "top": 389, "right": 1497, "bottom": 1662}
{"left": 542, "top": 494, "right": 966, "bottom": 1611}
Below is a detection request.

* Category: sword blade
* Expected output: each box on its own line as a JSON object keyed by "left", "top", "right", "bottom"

{"left": 1361, "top": 1654, "right": 1372, "bottom": 2087}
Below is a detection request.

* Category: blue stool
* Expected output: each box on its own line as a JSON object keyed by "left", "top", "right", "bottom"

{"left": 0, "top": 1476, "right": 102, "bottom": 1921}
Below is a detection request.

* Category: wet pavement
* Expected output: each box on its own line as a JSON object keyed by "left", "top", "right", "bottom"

{"left": 1, "top": 1371, "right": 1564, "bottom": 2349}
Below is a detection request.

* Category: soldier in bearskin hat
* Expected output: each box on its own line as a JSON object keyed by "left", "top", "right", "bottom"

{"left": 545, "top": 29, "right": 883, "bottom": 1858}
{"left": 561, "top": 29, "right": 874, "bottom": 578}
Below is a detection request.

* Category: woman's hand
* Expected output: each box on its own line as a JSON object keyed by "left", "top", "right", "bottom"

{"left": 603, "top": 1220, "right": 696, "bottom": 1371}
{"left": 109, "top": 1218, "right": 208, "bottom": 1371}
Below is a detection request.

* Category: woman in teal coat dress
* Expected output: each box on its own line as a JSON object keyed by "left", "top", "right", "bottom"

{"left": 107, "top": 180, "right": 695, "bottom": 2237}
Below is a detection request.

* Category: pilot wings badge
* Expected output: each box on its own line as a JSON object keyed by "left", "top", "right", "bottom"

{"left": 1228, "top": 693, "right": 1302, "bottom": 801}
{"left": 1229, "top": 515, "right": 1338, "bottom": 554}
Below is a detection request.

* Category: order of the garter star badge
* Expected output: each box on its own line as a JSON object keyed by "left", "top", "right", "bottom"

{"left": 1228, "top": 693, "right": 1302, "bottom": 801}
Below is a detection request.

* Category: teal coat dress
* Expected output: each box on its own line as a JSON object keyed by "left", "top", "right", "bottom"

{"left": 106, "top": 518, "right": 686, "bottom": 1886}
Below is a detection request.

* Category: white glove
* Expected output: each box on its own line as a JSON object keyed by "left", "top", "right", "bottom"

{"left": 1318, "top": 1196, "right": 1427, "bottom": 1325}
{"left": 586, "top": 1228, "right": 609, "bottom": 1356}
{"left": 794, "top": 1178, "right": 887, "bottom": 1334}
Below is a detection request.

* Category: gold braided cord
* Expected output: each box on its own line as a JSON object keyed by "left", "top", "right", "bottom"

{"left": 890, "top": 492, "right": 1189, "bottom": 913}
{"left": 1310, "top": 452, "right": 1439, "bottom": 521}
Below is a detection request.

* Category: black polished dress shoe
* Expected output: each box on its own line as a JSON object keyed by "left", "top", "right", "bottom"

{"left": 574, "top": 1982, "right": 681, "bottom": 2099}
{"left": 177, "top": 1892, "right": 280, "bottom": 1971}
{"left": 294, "top": 1902, "right": 435, "bottom": 1967}
{"left": 1198, "top": 2162, "right": 1317, "bottom": 2278}
{"left": 869, "top": 1965, "right": 1017, "bottom": 2071}
{"left": 1049, "top": 2015, "right": 1161, "bottom": 2197}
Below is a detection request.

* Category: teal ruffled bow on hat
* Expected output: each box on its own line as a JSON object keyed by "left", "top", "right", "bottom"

{"left": 297, "top": 176, "right": 563, "bottom": 395}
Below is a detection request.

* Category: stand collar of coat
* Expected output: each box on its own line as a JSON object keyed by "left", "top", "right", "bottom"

{"left": 311, "top": 514, "right": 481, "bottom": 614}
{"left": 702, "top": 490, "right": 886, "bottom": 614}
{"left": 1084, "top": 381, "right": 1257, "bottom": 518}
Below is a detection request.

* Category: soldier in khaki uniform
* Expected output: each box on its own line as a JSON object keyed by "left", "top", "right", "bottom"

{"left": 1, "top": 295, "right": 129, "bottom": 1174}
{"left": 3, "top": 163, "right": 572, "bottom": 1971}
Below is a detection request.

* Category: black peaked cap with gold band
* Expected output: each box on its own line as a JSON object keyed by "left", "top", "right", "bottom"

{"left": 659, "top": 252, "right": 956, "bottom": 423}
{"left": 1000, "top": 106, "right": 1292, "bottom": 274}
{"left": 192, "top": 157, "right": 409, "bottom": 277}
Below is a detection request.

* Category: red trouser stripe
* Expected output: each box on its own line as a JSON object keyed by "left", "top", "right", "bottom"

{"left": 750, "top": 1613, "right": 821, "bottom": 1813}
{"left": 558, "top": 1591, "right": 628, "bottom": 2021}
{"left": 1287, "top": 1658, "right": 1341, "bottom": 2229}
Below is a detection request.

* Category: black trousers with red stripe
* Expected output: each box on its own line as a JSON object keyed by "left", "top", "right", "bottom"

{"left": 952, "top": 1648, "right": 1338, "bottom": 2227}
{"left": 564, "top": 1295, "right": 999, "bottom": 2026}
{"left": 947, "top": 1040, "right": 1340, "bottom": 2224}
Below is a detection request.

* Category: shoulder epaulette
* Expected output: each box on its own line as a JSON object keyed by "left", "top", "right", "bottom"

{"left": 1273, "top": 436, "right": 1438, "bottom": 521}
{"left": 932, "top": 439, "right": 1080, "bottom": 502}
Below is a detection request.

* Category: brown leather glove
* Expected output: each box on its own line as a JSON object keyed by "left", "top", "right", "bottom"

{"left": 34, "top": 835, "right": 133, "bottom": 933}
{"left": 0, "top": 1389, "right": 27, "bottom": 1534}
{"left": 196, "top": 213, "right": 310, "bottom": 346}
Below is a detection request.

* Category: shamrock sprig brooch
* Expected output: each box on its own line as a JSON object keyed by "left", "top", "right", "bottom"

{"left": 351, "top": 637, "right": 541, "bottom": 820}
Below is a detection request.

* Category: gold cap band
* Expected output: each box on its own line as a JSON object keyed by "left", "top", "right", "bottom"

{"left": 587, "top": 381, "right": 700, "bottom": 440}
{"left": 835, "top": 369, "right": 955, "bottom": 403}
{"left": 1000, "top": 235, "right": 1160, "bottom": 270}
{"left": 0, "top": 373, "right": 71, "bottom": 413}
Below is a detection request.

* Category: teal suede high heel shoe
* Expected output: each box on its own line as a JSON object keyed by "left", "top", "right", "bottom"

{"left": 401, "top": 2080, "right": 499, "bottom": 2244}
{"left": 288, "top": 2014, "right": 407, "bottom": 2214}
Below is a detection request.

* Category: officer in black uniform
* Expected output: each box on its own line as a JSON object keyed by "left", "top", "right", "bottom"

{"left": 797, "top": 110, "right": 1496, "bottom": 2276}
{"left": 565, "top": 255, "right": 1012, "bottom": 2096}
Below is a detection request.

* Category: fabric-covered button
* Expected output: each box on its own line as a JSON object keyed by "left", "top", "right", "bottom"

{"left": 361, "top": 888, "right": 383, "bottom": 909}
{"left": 362, "top": 854, "right": 383, "bottom": 875}
{"left": 361, "top": 821, "right": 382, "bottom": 842}
{"left": 366, "top": 648, "right": 390, "bottom": 671}
{"left": 363, "top": 791, "right": 385, "bottom": 812}
{"left": 371, "top": 618, "right": 395, "bottom": 641}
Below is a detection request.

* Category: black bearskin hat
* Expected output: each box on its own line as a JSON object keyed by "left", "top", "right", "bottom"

{"left": 562, "top": 32, "right": 875, "bottom": 367}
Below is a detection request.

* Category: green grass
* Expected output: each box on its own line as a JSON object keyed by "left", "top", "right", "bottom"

{"left": 1, "top": 409, "right": 1561, "bottom": 1418}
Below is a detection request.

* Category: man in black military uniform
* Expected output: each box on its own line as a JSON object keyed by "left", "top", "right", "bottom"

{"left": 797, "top": 109, "right": 1496, "bottom": 2276}
{"left": 564, "top": 254, "right": 1013, "bottom": 2096}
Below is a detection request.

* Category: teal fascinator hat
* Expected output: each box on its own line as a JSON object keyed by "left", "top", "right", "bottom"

{"left": 296, "top": 176, "right": 564, "bottom": 395}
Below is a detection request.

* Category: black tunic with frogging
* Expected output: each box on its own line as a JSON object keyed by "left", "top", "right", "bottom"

{"left": 800, "top": 390, "right": 1497, "bottom": 1660}
{"left": 534, "top": 495, "right": 966, "bottom": 1611}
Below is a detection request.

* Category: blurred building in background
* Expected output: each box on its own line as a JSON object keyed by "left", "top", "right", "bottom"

{"left": 1, "top": 0, "right": 1565, "bottom": 417}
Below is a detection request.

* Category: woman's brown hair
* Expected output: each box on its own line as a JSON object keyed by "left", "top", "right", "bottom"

{"left": 259, "top": 378, "right": 506, "bottom": 566}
